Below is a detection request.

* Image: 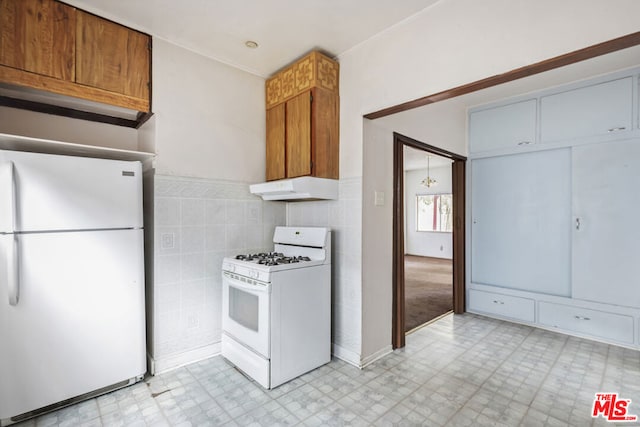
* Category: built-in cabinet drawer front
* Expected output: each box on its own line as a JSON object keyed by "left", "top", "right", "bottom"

{"left": 538, "top": 302, "right": 634, "bottom": 344}
{"left": 469, "top": 99, "right": 537, "bottom": 153}
{"left": 468, "top": 289, "right": 535, "bottom": 322}
{"left": 540, "top": 77, "right": 633, "bottom": 143}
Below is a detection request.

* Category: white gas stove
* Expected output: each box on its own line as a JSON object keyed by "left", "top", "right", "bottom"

{"left": 221, "top": 226, "right": 331, "bottom": 389}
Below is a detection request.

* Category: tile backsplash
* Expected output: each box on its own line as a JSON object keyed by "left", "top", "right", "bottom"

{"left": 146, "top": 173, "right": 363, "bottom": 371}
{"left": 149, "top": 174, "right": 285, "bottom": 363}
{"left": 286, "top": 177, "right": 363, "bottom": 359}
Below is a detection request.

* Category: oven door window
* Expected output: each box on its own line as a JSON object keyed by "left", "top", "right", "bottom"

{"left": 222, "top": 273, "right": 270, "bottom": 358}
{"left": 229, "top": 286, "right": 259, "bottom": 332}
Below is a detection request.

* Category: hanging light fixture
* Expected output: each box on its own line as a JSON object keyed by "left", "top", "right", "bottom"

{"left": 421, "top": 155, "right": 438, "bottom": 188}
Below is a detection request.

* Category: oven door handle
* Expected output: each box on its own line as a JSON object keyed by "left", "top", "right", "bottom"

{"left": 223, "top": 272, "right": 270, "bottom": 294}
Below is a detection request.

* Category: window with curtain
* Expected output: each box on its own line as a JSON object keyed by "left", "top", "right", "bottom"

{"left": 416, "top": 194, "right": 453, "bottom": 232}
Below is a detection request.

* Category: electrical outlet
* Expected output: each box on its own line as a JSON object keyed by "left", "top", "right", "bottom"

{"left": 161, "top": 233, "right": 175, "bottom": 249}
{"left": 249, "top": 207, "right": 259, "bottom": 221}
{"left": 187, "top": 314, "right": 199, "bottom": 329}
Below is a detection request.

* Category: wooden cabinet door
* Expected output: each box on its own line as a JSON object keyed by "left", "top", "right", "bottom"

{"left": 76, "top": 10, "right": 149, "bottom": 100}
{"left": 266, "top": 104, "right": 285, "bottom": 181}
{"left": 311, "top": 87, "right": 339, "bottom": 179}
{"left": 0, "top": 0, "right": 75, "bottom": 81}
{"left": 286, "top": 91, "right": 312, "bottom": 178}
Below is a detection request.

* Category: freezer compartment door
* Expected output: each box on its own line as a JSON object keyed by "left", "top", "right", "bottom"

{"left": 0, "top": 229, "right": 146, "bottom": 419}
{"left": 0, "top": 150, "right": 142, "bottom": 232}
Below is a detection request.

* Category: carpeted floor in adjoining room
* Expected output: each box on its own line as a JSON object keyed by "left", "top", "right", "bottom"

{"left": 404, "top": 255, "right": 452, "bottom": 332}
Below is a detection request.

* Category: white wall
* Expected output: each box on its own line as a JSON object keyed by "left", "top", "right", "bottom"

{"left": 361, "top": 120, "right": 394, "bottom": 361}
{"left": 151, "top": 39, "right": 265, "bottom": 182}
{"left": 405, "top": 166, "right": 453, "bottom": 259}
{"left": 341, "top": 0, "right": 640, "bottom": 363}
{"left": 0, "top": 106, "right": 139, "bottom": 150}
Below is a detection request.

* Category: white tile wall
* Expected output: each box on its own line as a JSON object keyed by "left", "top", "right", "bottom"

{"left": 286, "top": 177, "right": 363, "bottom": 359}
{"left": 150, "top": 174, "right": 286, "bottom": 360}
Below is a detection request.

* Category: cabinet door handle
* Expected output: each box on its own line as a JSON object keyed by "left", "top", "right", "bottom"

{"left": 608, "top": 127, "right": 626, "bottom": 133}
{"left": 575, "top": 218, "right": 581, "bottom": 231}
{"left": 574, "top": 315, "right": 591, "bottom": 321}
{"left": 492, "top": 300, "right": 505, "bottom": 305}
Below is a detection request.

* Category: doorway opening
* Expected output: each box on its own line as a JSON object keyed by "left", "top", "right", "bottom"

{"left": 403, "top": 146, "right": 454, "bottom": 333}
{"left": 392, "top": 132, "right": 466, "bottom": 349}
{"left": 368, "top": 32, "right": 640, "bottom": 350}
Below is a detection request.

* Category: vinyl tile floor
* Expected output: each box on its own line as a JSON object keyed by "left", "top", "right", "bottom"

{"left": 12, "top": 313, "right": 640, "bottom": 426}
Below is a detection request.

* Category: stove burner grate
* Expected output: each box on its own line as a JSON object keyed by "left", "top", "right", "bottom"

{"left": 235, "top": 253, "right": 311, "bottom": 265}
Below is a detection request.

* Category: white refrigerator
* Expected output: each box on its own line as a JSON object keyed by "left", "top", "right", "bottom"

{"left": 0, "top": 150, "right": 146, "bottom": 424}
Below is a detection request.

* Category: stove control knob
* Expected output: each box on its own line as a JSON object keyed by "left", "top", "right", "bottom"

{"left": 225, "top": 263, "right": 235, "bottom": 273}
{"left": 250, "top": 270, "right": 259, "bottom": 279}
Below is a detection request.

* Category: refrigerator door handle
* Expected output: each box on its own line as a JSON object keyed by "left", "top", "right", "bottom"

{"left": 0, "top": 161, "right": 16, "bottom": 233}
{"left": 7, "top": 235, "right": 19, "bottom": 305}
{"left": 1, "top": 234, "right": 19, "bottom": 305}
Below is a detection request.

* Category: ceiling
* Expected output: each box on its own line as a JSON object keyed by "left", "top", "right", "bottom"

{"left": 64, "top": 0, "right": 440, "bottom": 77}
{"left": 404, "top": 146, "right": 452, "bottom": 171}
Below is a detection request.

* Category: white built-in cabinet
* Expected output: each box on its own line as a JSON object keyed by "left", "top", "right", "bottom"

{"left": 468, "top": 99, "right": 537, "bottom": 152}
{"left": 540, "top": 77, "right": 633, "bottom": 143}
{"left": 471, "top": 149, "right": 571, "bottom": 296}
{"left": 571, "top": 140, "right": 640, "bottom": 308}
{"left": 467, "top": 67, "right": 640, "bottom": 349}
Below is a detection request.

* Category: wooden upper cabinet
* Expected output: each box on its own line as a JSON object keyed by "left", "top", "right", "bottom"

{"left": 266, "top": 103, "right": 286, "bottom": 181}
{"left": 76, "top": 11, "right": 150, "bottom": 100}
{"left": 0, "top": 0, "right": 151, "bottom": 119}
{"left": 286, "top": 91, "right": 312, "bottom": 178}
{"left": 0, "top": 0, "right": 75, "bottom": 81}
{"left": 264, "top": 51, "right": 339, "bottom": 181}
{"left": 311, "top": 86, "right": 339, "bottom": 179}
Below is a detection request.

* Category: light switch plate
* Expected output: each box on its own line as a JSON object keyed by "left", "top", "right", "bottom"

{"left": 374, "top": 191, "right": 385, "bottom": 206}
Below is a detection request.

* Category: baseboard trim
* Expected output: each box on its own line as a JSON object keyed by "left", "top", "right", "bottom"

{"left": 148, "top": 342, "right": 221, "bottom": 375}
{"left": 331, "top": 343, "right": 362, "bottom": 368}
{"left": 147, "top": 341, "right": 391, "bottom": 374}
{"left": 360, "top": 345, "right": 393, "bottom": 368}
{"left": 332, "top": 343, "right": 393, "bottom": 369}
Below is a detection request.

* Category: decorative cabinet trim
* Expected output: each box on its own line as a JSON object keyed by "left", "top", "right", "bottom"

{"left": 266, "top": 51, "right": 339, "bottom": 109}
{"left": 264, "top": 51, "right": 339, "bottom": 181}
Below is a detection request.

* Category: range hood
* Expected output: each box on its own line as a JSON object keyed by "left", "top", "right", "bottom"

{"left": 0, "top": 82, "right": 152, "bottom": 129}
{"left": 250, "top": 177, "right": 338, "bottom": 201}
